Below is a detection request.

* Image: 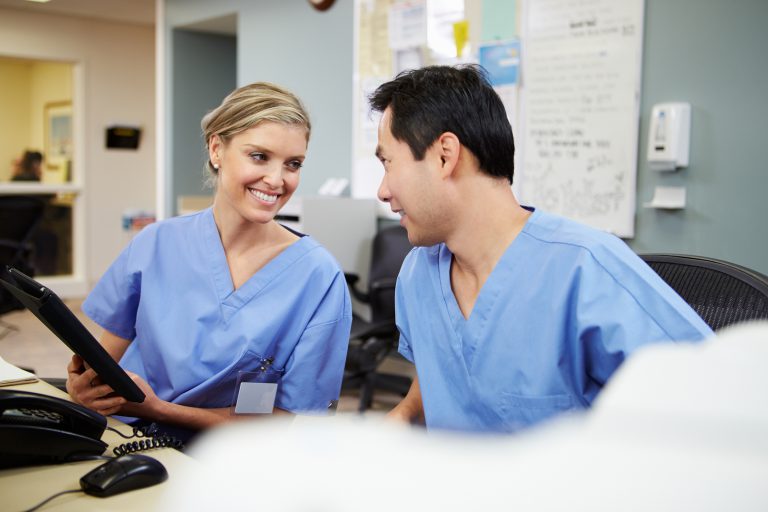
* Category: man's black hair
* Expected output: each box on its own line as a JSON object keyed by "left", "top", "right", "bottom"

{"left": 369, "top": 65, "right": 515, "bottom": 183}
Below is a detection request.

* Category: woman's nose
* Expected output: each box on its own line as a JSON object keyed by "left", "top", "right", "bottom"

{"left": 262, "top": 164, "right": 284, "bottom": 188}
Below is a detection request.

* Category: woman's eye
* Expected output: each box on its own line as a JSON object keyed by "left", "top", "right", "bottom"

{"left": 249, "top": 152, "right": 266, "bottom": 162}
{"left": 286, "top": 160, "right": 303, "bottom": 171}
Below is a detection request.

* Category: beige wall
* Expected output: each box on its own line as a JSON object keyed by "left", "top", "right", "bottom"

{"left": 0, "top": 57, "right": 72, "bottom": 181}
{"left": 0, "top": 8, "right": 155, "bottom": 286}
{"left": 30, "top": 61, "right": 73, "bottom": 158}
{"left": 0, "top": 59, "right": 33, "bottom": 181}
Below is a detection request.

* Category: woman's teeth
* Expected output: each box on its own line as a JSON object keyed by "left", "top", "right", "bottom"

{"left": 250, "top": 189, "right": 278, "bottom": 203}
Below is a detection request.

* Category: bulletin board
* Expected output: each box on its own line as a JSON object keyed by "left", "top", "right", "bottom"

{"left": 516, "top": 0, "right": 645, "bottom": 237}
{"left": 352, "top": 0, "right": 645, "bottom": 237}
{"left": 352, "top": 0, "right": 466, "bottom": 219}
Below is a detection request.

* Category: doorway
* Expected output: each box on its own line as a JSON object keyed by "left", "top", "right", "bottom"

{"left": 168, "top": 14, "right": 237, "bottom": 218}
{"left": 0, "top": 55, "right": 79, "bottom": 280}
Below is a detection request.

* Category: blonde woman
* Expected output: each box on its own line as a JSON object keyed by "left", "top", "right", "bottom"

{"left": 66, "top": 83, "right": 351, "bottom": 439}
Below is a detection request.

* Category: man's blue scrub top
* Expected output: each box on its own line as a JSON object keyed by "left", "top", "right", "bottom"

{"left": 83, "top": 208, "right": 352, "bottom": 413}
{"left": 396, "top": 208, "right": 713, "bottom": 433}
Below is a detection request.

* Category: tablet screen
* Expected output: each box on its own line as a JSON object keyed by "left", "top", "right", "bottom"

{"left": 0, "top": 267, "right": 145, "bottom": 403}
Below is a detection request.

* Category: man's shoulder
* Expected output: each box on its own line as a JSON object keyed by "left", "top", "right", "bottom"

{"left": 524, "top": 209, "right": 624, "bottom": 253}
{"left": 522, "top": 210, "right": 639, "bottom": 268}
{"left": 396, "top": 244, "right": 441, "bottom": 287}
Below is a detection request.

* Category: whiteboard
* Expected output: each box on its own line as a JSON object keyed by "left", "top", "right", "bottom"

{"left": 517, "top": 0, "right": 645, "bottom": 238}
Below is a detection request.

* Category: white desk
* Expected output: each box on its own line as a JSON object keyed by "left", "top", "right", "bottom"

{"left": 0, "top": 379, "right": 196, "bottom": 512}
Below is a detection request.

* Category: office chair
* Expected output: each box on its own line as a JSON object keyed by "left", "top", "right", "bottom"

{"left": 640, "top": 253, "right": 768, "bottom": 331}
{"left": 343, "top": 225, "right": 414, "bottom": 412}
{"left": 0, "top": 196, "right": 46, "bottom": 339}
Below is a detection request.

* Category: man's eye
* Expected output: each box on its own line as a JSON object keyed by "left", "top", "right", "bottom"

{"left": 250, "top": 152, "right": 266, "bottom": 161}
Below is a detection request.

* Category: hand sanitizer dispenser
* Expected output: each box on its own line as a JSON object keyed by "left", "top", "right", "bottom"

{"left": 647, "top": 102, "right": 691, "bottom": 171}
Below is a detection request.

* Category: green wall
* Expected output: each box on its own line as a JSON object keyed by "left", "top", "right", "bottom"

{"left": 170, "top": 29, "right": 236, "bottom": 214}
{"left": 165, "top": 0, "right": 353, "bottom": 207}
{"left": 628, "top": 0, "right": 768, "bottom": 274}
{"left": 163, "top": 0, "right": 768, "bottom": 274}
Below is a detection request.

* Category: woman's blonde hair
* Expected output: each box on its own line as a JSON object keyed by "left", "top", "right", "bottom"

{"left": 201, "top": 82, "right": 311, "bottom": 184}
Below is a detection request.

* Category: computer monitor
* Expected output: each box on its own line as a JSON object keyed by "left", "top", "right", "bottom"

{"left": 0, "top": 266, "right": 145, "bottom": 403}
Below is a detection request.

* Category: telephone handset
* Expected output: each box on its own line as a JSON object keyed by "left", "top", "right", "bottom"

{"left": 0, "top": 389, "right": 108, "bottom": 469}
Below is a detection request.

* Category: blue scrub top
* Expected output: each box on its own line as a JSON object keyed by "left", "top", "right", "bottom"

{"left": 83, "top": 208, "right": 352, "bottom": 413}
{"left": 396, "top": 208, "right": 713, "bottom": 433}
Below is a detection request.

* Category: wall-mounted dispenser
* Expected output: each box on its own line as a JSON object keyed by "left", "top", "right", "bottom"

{"left": 647, "top": 102, "right": 691, "bottom": 171}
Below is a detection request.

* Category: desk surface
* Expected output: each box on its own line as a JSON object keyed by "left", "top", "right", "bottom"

{"left": 0, "top": 379, "right": 195, "bottom": 511}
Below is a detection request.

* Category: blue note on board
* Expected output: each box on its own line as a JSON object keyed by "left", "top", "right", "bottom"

{"left": 478, "top": 40, "right": 520, "bottom": 86}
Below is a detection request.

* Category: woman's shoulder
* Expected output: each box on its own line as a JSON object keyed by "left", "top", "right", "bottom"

{"left": 132, "top": 209, "right": 210, "bottom": 244}
{"left": 291, "top": 235, "right": 344, "bottom": 273}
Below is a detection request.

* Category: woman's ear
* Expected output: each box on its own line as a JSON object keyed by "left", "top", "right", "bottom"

{"left": 208, "top": 135, "right": 222, "bottom": 167}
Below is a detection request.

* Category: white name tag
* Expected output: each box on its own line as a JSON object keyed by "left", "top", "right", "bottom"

{"left": 234, "top": 382, "right": 278, "bottom": 414}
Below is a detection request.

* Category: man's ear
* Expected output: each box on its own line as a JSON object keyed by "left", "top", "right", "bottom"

{"left": 436, "top": 132, "right": 461, "bottom": 177}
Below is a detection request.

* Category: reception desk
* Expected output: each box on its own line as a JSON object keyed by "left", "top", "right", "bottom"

{"left": 0, "top": 378, "right": 196, "bottom": 512}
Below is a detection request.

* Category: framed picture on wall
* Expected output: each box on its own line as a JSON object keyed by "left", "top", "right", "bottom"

{"left": 44, "top": 101, "right": 73, "bottom": 168}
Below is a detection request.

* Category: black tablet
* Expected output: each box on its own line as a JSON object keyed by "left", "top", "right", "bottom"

{"left": 0, "top": 266, "right": 145, "bottom": 403}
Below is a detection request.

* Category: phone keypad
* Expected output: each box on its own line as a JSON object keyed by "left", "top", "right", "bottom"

{"left": 2, "top": 407, "right": 63, "bottom": 425}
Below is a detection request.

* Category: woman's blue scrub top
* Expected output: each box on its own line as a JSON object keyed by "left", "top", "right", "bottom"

{"left": 83, "top": 208, "right": 352, "bottom": 413}
{"left": 396, "top": 208, "right": 713, "bottom": 433}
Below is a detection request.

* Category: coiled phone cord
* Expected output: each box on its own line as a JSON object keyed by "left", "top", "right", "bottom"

{"left": 107, "top": 422, "right": 184, "bottom": 456}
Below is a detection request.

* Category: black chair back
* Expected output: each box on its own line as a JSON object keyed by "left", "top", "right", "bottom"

{"left": 0, "top": 196, "right": 46, "bottom": 314}
{"left": 367, "top": 226, "right": 412, "bottom": 323}
{"left": 640, "top": 254, "right": 768, "bottom": 331}
{"left": 343, "top": 225, "right": 413, "bottom": 411}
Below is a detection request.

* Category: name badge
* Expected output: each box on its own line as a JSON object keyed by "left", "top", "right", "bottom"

{"left": 234, "top": 382, "right": 278, "bottom": 414}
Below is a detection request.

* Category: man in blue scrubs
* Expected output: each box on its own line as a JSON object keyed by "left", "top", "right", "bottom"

{"left": 370, "top": 65, "right": 712, "bottom": 433}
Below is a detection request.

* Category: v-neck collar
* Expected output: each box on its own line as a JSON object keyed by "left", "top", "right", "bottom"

{"left": 201, "top": 208, "right": 314, "bottom": 321}
{"left": 438, "top": 207, "right": 539, "bottom": 367}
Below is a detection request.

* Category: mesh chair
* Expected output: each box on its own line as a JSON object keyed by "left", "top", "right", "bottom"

{"left": 343, "top": 225, "right": 413, "bottom": 412}
{"left": 640, "top": 254, "right": 768, "bottom": 331}
{"left": 0, "top": 196, "right": 46, "bottom": 339}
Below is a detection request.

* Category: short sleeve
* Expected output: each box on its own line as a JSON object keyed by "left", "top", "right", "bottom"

{"left": 395, "top": 276, "right": 414, "bottom": 363}
{"left": 275, "top": 272, "right": 352, "bottom": 413}
{"left": 575, "top": 258, "right": 711, "bottom": 387}
{"left": 82, "top": 241, "right": 141, "bottom": 340}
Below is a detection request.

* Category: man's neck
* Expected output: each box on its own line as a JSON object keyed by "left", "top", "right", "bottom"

{"left": 446, "top": 183, "right": 530, "bottom": 285}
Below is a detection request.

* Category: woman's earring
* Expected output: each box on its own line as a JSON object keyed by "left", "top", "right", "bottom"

{"left": 213, "top": 163, "right": 220, "bottom": 170}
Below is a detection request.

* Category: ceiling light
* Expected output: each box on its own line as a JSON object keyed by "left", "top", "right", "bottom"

{"left": 25, "top": 0, "right": 52, "bottom": 3}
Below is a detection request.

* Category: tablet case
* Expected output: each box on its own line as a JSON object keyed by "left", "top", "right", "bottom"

{"left": 0, "top": 266, "right": 145, "bottom": 403}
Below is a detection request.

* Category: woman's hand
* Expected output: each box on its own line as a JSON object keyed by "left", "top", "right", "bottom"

{"left": 115, "top": 371, "right": 169, "bottom": 422}
{"left": 65, "top": 354, "right": 126, "bottom": 416}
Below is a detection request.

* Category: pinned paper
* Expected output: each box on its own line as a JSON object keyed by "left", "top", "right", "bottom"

{"left": 643, "top": 186, "right": 686, "bottom": 209}
{"left": 479, "top": 39, "right": 520, "bottom": 86}
{"left": 453, "top": 20, "right": 469, "bottom": 57}
{"left": 481, "top": 0, "right": 516, "bottom": 41}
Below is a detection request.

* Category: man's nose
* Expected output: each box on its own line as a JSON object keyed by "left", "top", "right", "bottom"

{"left": 377, "top": 176, "right": 390, "bottom": 203}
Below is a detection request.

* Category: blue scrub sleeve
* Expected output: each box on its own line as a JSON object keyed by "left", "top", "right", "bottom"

{"left": 394, "top": 275, "right": 414, "bottom": 363}
{"left": 576, "top": 269, "right": 693, "bottom": 387}
{"left": 82, "top": 241, "right": 141, "bottom": 341}
{"left": 275, "top": 273, "right": 352, "bottom": 413}
{"left": 397, "top": 330, "right": 414, "bottom": 363}
{"left": 277, "top": 316, "right": 351, "bottom": 413}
